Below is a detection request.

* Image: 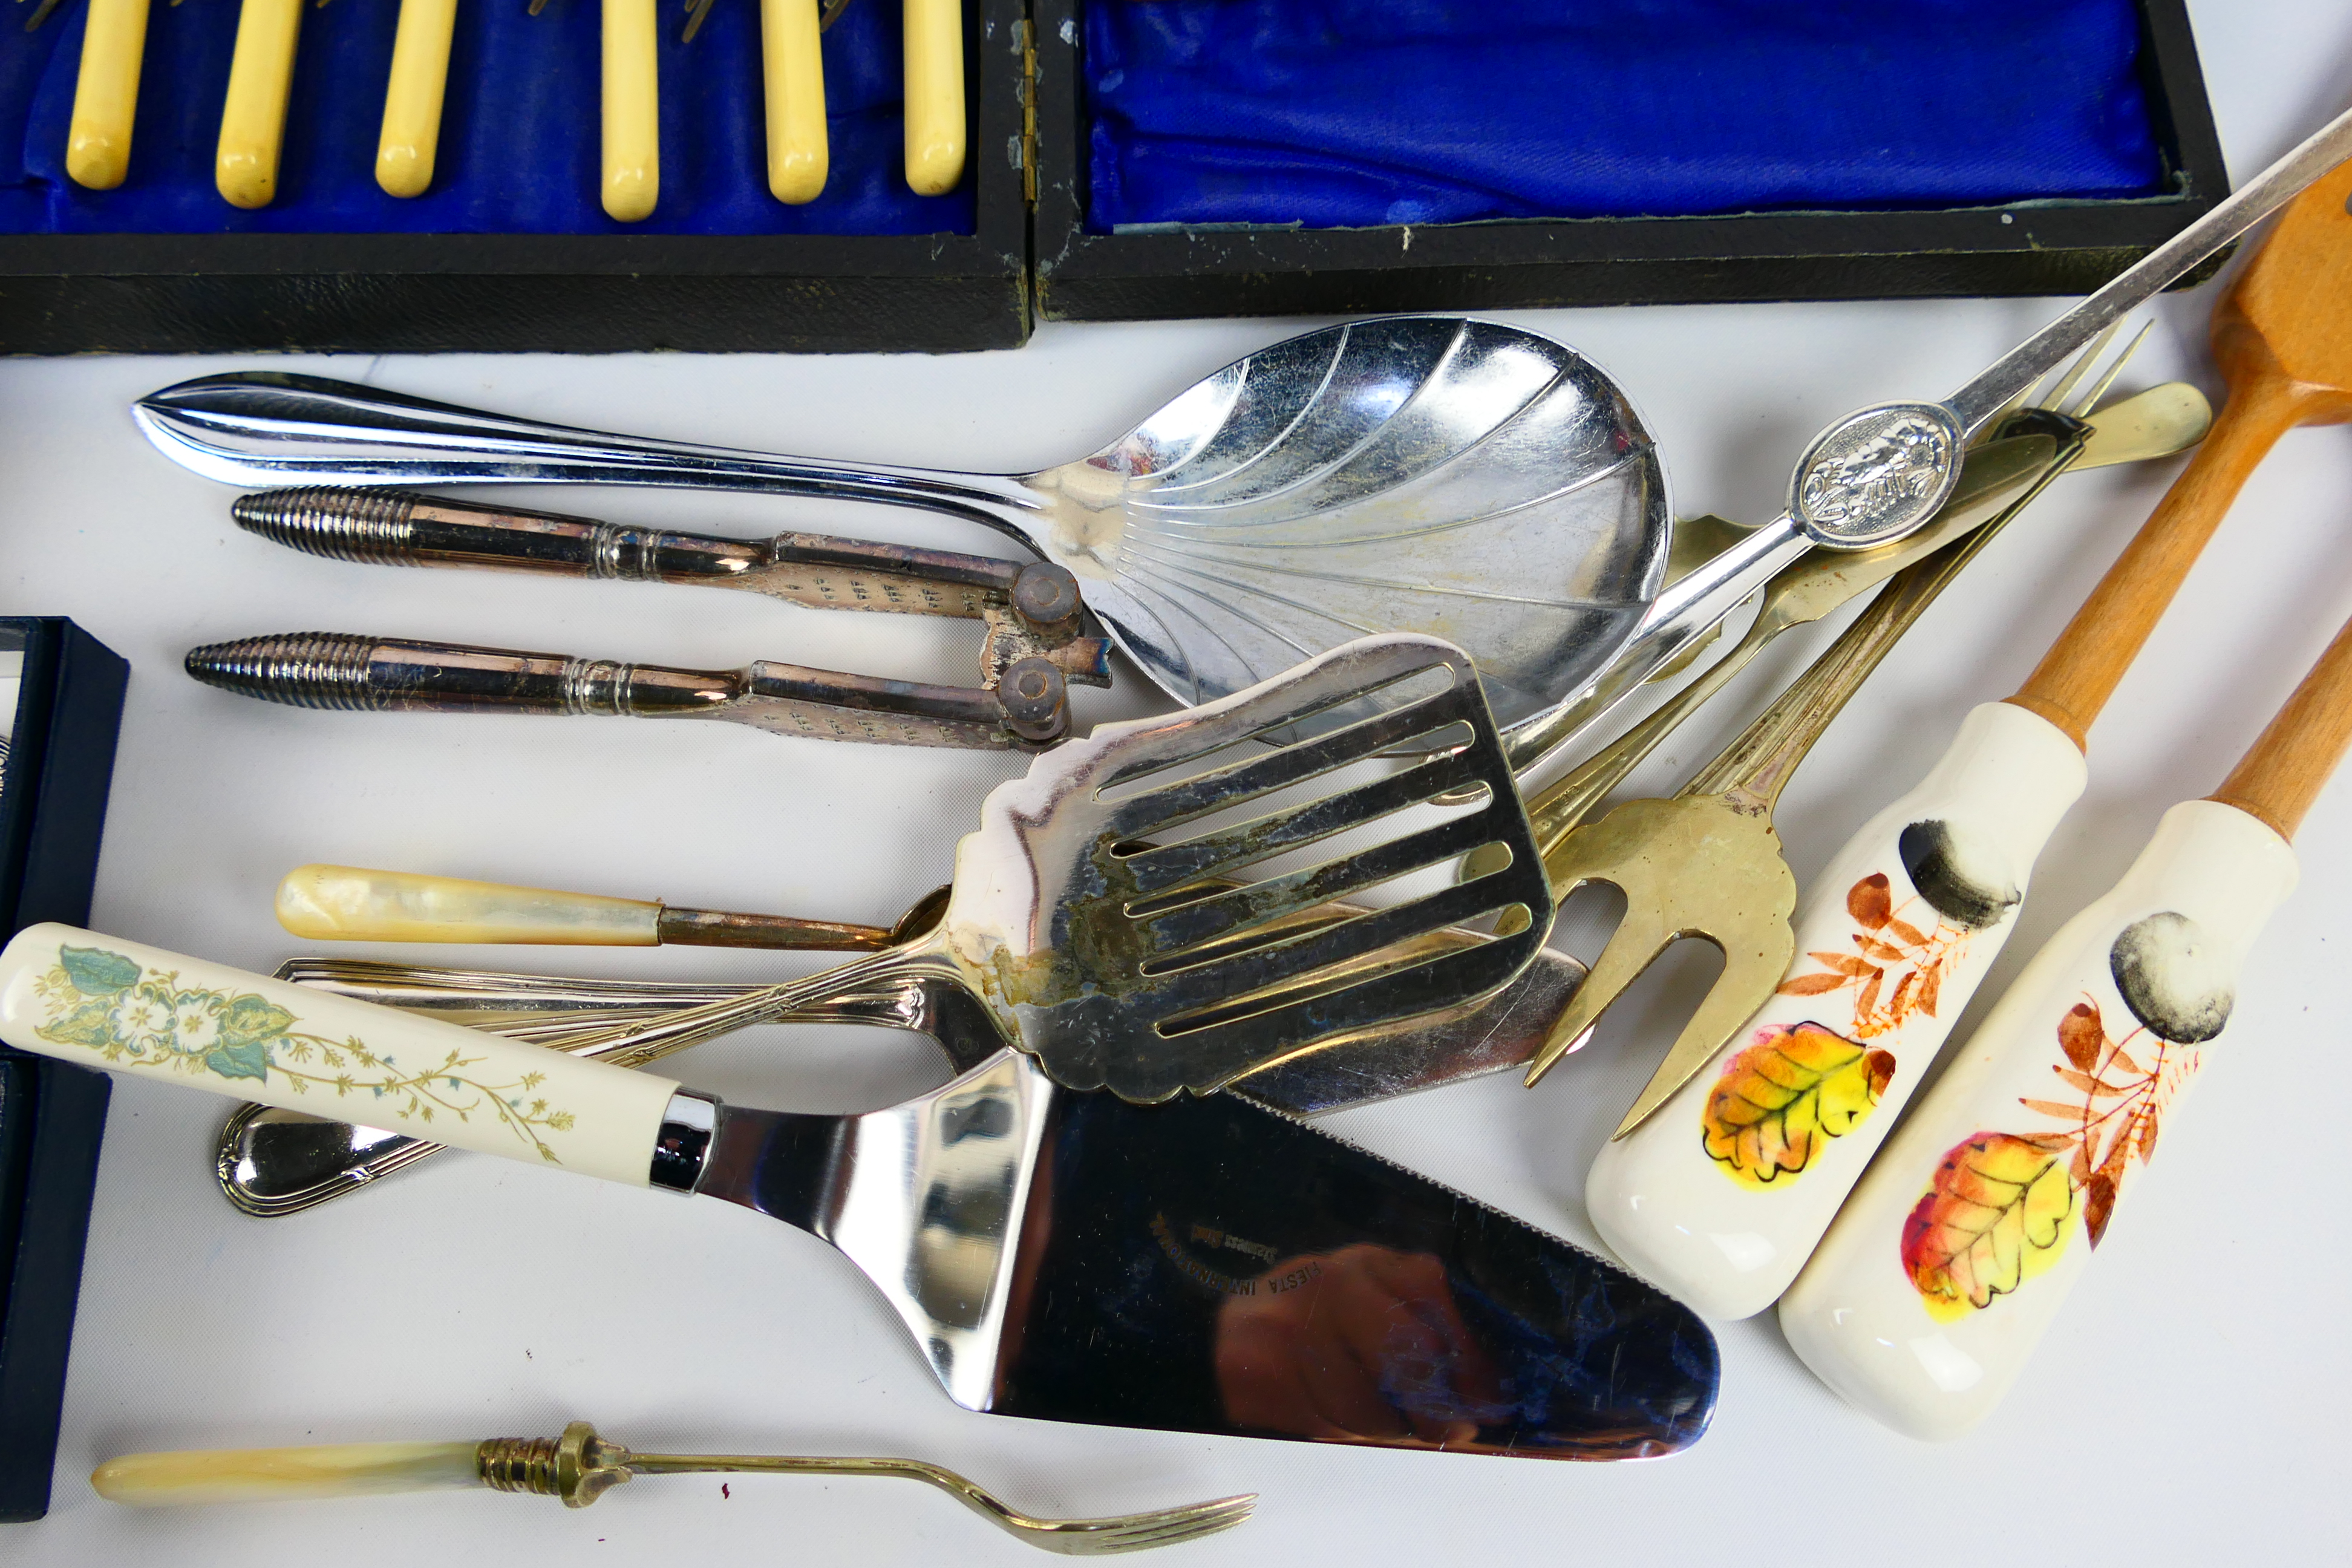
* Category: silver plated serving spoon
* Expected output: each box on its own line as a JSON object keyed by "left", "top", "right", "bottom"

{"left": 133, "top": 317, "right": 1672, "bottom": 727}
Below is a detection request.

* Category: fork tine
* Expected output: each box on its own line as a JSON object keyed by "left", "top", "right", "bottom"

{"left": 2064, "top": 320, "right": 2152, "bottom": 417}
{"left": 1607, "top": 929, "right": 1798, "bottom": 1138}
{"left": 1046, "top": 1500, "right": 1258, "bottom": 1555}
{"left": 2033, "top": 315, "right": 2129, "bottom": 414}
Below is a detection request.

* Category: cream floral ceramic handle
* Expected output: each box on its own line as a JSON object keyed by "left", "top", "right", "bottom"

{"left": 1584, "top": 702, "right": 2086, "bottom": 1319}
{"left": 1781, "top": 604, "right": 2352, "bottom": 1438}
{"left": 0, "top": 924, "right": 679, "bottom": 1187}
{"left": 1779, "top": 799, "right": 2298, "bottom": 1437}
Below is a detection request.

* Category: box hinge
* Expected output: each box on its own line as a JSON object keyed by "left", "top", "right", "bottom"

{"left": 1018, "top": 18, "right": 1038, "bottom": 206}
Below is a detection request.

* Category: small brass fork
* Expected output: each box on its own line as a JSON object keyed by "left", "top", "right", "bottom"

{"left": 1526, "top": 325, "right": 2164, "bottom": 1137}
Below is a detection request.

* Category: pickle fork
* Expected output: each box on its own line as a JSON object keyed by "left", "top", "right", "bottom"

{"left": 93, "top": 1419, "right": 1255, "bottom": 1552}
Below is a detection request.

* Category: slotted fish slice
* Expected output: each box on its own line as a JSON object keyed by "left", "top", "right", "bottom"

{"left": 131, "top": 316, "right": 1670, "bottom": 724}
{"left": 572, "top": 631, "right": 1553, "bottom": 1104}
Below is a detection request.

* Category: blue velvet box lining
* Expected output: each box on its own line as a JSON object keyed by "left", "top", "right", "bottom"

{"left": 1085, "top": 1, "right": 2169, "bottom": 234}
{"left": 0, "top": 0, "right": 973, "bottom": 235}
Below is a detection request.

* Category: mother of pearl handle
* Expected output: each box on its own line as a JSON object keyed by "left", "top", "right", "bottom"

{"left": 1779, "top": 800, "right": 2297, "bottom": 1439}
{"left": 277, "top": 864, "right": 662, "bottom": 946}
{"left": 1586, "top": 701, "right": 2085, "bottom": 1319}
{"left": 94, "top": 1441, "right": 483, "bottom": 1506}
{"left": 0, "top": 924, "right": 679, "bottom": 1187}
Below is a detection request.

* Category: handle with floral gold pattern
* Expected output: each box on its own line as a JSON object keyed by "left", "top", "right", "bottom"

{"left": 0, "top": 924, "right": 679, "bottom": 1187}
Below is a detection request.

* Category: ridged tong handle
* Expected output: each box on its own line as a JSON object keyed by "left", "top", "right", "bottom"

{"left": 231, "top": 488, "right": 1087, "bottom": 632}
{"left": 183, "top": 633, "right": 1068, "bottom": 748}
{"left": 183, "top": 633, "right": 735, "bottom": 716}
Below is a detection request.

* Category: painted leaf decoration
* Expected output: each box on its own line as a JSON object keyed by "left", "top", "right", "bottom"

{"left": 1702, "top": 1022, "right": 1895, "bottom": 1188}
{"left": 1902, "top": 1131, "right": 2076, "bottom": 1321}
{"left": 38, "top": 1001, "right": 121, "bottom": 1049}
{"left": 2055, "top": 1068, "right": 2129, "bottom": 1097}
{"left": 1918, "top": 962, "right": 1942, "bottom": 1018}
{"left": 59, "top": 945, "right": 140, "bottom": 995}
{"left": 1857, "top": 936, "right": 1910, "bottom": 962}
{"left": 204, "top": 1038, "right": 272, "bottom": 1083}
{"left": 2058, "top": 1001, "right": 2104, "bottom": 1071}
{"left": 1777, "top": 972, "right": 1847, "bottom": 996}
{"left": 1856, "top": 969, "right": 1883, "bottom": 1021}
{"left": 1884, "top": 918, "right": 1929, "bottom": 947}
{"left": 1849, "top": 874, "right": 1893, "bottom": 929}
{"left": 1811, "top": 952, "right": 1878, "bottom": 977}
{"left": 214, "top": 994, "right": 297, "bottom": 1051}
{"left": 2083, "top": 1172, "right": 2119, "bottom": 1247}
{"left": 1889, "top": 971, "right": 1918, "bottom": 1019}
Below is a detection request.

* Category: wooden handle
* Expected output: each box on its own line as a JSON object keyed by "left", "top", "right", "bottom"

{"left": 0, "top": 924, "right": 680, "bottom": 1186}
{"left": 94, "top": 1441, "right": 482, "bottom": 1506}
{"left": 2004, "top": 373, "right": 2301, "bottom": 748}
{"left": 901, "top": 0, "right": 962, "bottom": 195}
{"left": 377, "top": 0, "right": 460, "bottom": 198}
{"left": 601, "top": 0, "right": 659, "bottom": 221}
{"left": 2209, "top": 611, "right": 2352, "bottom": 840}
{"left": 278, "top": 865, "right": 664, "bottom": 946}
{"left": 761, "top": 0, "right": 827, "bottom": 203}
{"left": 65, "top": 0, "right": 149, "bottom": 190}
{"left": 215, "top": 0, "right": 304, "bottom": 209}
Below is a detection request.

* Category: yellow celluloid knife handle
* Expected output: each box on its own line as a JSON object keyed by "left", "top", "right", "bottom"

{"left": 601, "top": 0, "right": 658, "bottom": 220}
{"left": 66, "top": 0, "right": 149, "bottom": 190}
{"left": 901, "top": 0, "right": 961, "bottom": 195}
{"left": 760, "top": 0, "right": 826, "bottom": 202}
{"left": 216, "top": 0, "right": 305, "bottom": 209}
{"left": 377, "top": 0, "right": 459, "bottom": 197}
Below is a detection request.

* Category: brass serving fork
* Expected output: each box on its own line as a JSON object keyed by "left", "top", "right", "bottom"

{"left": 92, "top": 1419, "right": 1255, "bottom": 1553}
{"left": 1526, "top": 332, "right": 2175, "bottom": 1135}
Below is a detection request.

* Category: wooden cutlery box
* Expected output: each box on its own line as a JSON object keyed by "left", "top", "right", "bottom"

{"left": 1030, "top": 0, "right": 2229, "bottom": 323}
{"left": 0, "top": 0, "right": 1030, "bottom": 354}
{"left": 0, "top": 0, "right": 2233, "bottom": 353}
{"left": 0, "top": 618, "right": 128, "bottom": 1524}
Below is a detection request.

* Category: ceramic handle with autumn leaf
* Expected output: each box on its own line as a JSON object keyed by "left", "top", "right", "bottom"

{"left": 1777, "top": 799, "right": 2297, "bottom": 1439}
{"left": 1584, "top": 701, "right": 2087, "bottom": 1320}
{"left": 0, "top": 924, "right": 681, "bottom": 1188}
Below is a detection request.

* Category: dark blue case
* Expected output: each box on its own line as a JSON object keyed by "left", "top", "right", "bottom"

{"left": 0, "top": 619, "right": 128, "bottom": 1525}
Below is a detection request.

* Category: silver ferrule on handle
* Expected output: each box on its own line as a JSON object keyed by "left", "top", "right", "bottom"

{"left": 181, "top": 633, "right": 1072, "bottom": 749}
{"left": 229, "top": 488, "right": 1093, "bottom": 643}
{"left": 648, "top": 1090, "right": 717, "bottom": 1194}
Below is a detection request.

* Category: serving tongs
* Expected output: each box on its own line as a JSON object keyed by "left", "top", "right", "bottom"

{"left": 186, "top": 488, "right": 1113, "bottom": 750}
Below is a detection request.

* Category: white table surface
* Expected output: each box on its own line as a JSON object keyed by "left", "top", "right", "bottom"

{"left": 10, "top": 3, "right": 2352, "bottom": 1560}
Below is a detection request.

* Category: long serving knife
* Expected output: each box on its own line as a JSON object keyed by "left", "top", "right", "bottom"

{"left": 0, "top": 924, "right": 1717, "bottom": 1457}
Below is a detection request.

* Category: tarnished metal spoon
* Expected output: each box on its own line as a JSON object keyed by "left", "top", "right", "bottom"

{"left": 132, "top": 317, "right": 1671, "bottom": 728}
